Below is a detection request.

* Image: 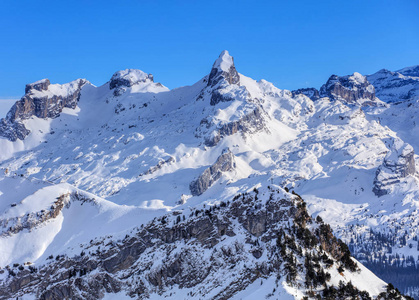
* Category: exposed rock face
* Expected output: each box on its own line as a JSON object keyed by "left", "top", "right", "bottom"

{"left": 367, "top": 68, "right": 419, "bottom": 103}
{"left": 207, "top": 50, "right": 240, "bottom": 88}
{"left": 291, "top": 87, "right": 320, "bottom": 101}
{"left": 110, "top": 69, "right": 154, "bottom": 89}
{"left": 0, "top": 192, "right": 97, "bottom": 238}
{"left": 189, "top": 149, "right": 236, "bottom": 196}
{"left": 0, "top": 119, "right": 30, "bottom": 141}
{"left": 139, "top": 156, "right": 175, "bottom": 177}
{"left": 320, "top": 72, "right": 383, "bottom": 106}
{"left": 204, "top": 107, "right": 267, "bottom": 147}
{"left": 25, "top": 79, "right": 51, "bottom": 94}
{"left": 0, "top": 194, "right": 67, "bottom": 237}
{"left": 373, "top": 139, "right": 416, "bottom": 196}
{"left": 0, "top": 78, "right": 87, "bottom": 141}
{"left": 0, "top": 188, "right": 364, "bottom": 300}
{"left": 207, "top": 51, "right": 244, "bottom": 106}
{"left": 108, "top": 69, "right": 166, "bottom": 96}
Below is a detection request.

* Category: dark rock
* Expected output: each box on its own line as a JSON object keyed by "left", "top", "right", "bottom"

{"left": 207, "top": 51, "right": 243, "bottom": 106}
{"left": 189, "top": 149, "right": 236, "bottom": 196}
{"left": 140, "top": 156, "right": 175, "bottom": 177}
{"left": 0, "top": 188, "right": 367, "bottom": 300}
{"left": 0, "top": 79, "right": 88, "bottom": 141}
{"left": 109, "top": 69, "right": 154, "bottom": 96}
{"left": 207, "top": 50, "right": 240, "bottom": 88}
{"left": 25, "top": 79, "right": 51, "bottom": 94}
{"left": 292, "top": 87, "right": 320, "bottom": 101}
{"left": 204, "top": 106, "right": 266, "bottom": 147}
{"left": 320, "top": 72, "right": 381, "bottom": 106}
{"left": 373, "top": 139, "right": 416, "bottom": 196}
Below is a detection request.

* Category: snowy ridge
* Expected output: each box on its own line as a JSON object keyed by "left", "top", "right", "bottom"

{"left": 0, "top": 51, "right": 417, "bottom": 298}
{"left": 0, "top": 186, "right": 401, "bottom": 300}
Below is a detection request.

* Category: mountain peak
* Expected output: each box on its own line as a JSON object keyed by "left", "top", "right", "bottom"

{"left": 109, "top": 69, "right": 154, "bottom": 90}
{"left": 25, "top": 78, "right": 51, "bottom": 94}
{"left": 207, "top": 50, "right": 240, "bottom": 87}
{"left": 212, "top": 50, "right": 234, "bottom": 72}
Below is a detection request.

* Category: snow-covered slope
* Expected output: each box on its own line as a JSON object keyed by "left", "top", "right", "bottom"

{"left": 0, "top": 51, "right": 416, "bottom": 299}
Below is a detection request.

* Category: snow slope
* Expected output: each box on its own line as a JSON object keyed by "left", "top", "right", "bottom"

{"left": 0, "top": 51, "right": 417, "bottom": 298}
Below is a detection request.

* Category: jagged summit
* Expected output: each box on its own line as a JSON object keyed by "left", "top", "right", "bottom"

{"left": 109, "top": 69, "right": 154, "bottom": 89}
{"left": 1, "top": 57, "right": 419, "bottom": 298}
{"left": 24, "top": 78, "right": 51, "bottom": 94}
{"left": 319, "top": 72, "right": 385, "bottom": 107}
{"left": 0, "top": 78, "right": 88, "bottom": 141}
{"left": 208, "top": 50, "right": 240, "bottom": 87}
{"left": 212, "top": 50, "right": 234, "bottom": 72}
{"left": 109, "top": 68, "right": 168, "bottom": 96}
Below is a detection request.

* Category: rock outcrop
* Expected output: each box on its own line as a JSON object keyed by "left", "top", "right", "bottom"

{"left": 0, "top": 192, "right": 97, "bottom": 238}
{"left": 320, "top": 72, "right": 384, "bottom": 107}
{"left": 0, "top": 188, "right": 375, "bottom": 300}
{"left": 109, "top": 69, "right": 155, "bottom": 96}
{"left": 373, "top": 139, "right": 416, "bottom": 196}
{"left": 291, "top": 87, "right": 320, "bottom": 101}
{"left": 189, "top": 149, "right": 236, "bottom": 196}
{"left": 207, "top": 50, "right": 240, "bottom": 88}
{"left": 204, "top": 106, "right": 267, "bottom": 147}
{"left": 207, "top": 51, "right": 245, "bottom": 106}
{"left": 0, "top": 78, "right": 87, "bottom": 141}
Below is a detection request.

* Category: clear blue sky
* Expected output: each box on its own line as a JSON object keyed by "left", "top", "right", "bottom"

{"left": 1, "top": 0, "right": 418, "bottom": 99}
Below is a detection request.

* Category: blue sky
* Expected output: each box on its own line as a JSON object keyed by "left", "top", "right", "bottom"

{"left": 0, "top": 0, "right": 418, "bottom": 99}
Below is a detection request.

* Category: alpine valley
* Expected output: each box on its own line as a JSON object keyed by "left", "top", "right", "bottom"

{"left": 0, "top": 51, "right": 418, "bottom": 299}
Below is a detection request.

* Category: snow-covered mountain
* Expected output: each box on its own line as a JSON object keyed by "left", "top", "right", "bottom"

{"left": 0, "top": 51, "right": 417, "bottom": 299}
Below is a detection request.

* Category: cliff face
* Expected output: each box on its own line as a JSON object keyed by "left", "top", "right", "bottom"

{"left": 207, "top": 50, "right": 246, "bottom": 106}
{"left": 373, "top": 139, "right": 416, "bottom": 197}
{"left": 320, "top": 72, "right": 385, "bottom": 107}
{"left": 189, "top": 148, "right": 236, "bottom": 196}
{"left": 0, "top": 187, "right": 385, "bottom": 300}
{"left": 291, "top": 87, "right": 320, "bottom": 101}
{"left": 203, "top": 106, "right": 267, "bottom": 147}
{"left": 0, "top": 78, "right": 87, "bottom": 141}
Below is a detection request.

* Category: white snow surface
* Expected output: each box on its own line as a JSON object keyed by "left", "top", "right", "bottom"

{"left": 212, "top": 50, "right": 234, "bottom": 72}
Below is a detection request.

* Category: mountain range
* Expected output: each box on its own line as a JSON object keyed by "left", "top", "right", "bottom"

{"left": 0, "top": 50, "right": 418, "bottom": 299}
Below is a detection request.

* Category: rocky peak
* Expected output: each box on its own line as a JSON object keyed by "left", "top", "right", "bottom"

{"left": 25, "top": 79, "right": 51, "bottom": 94}
{"left": 206, "top": 51, "right": 247, "bottom": 106}
{"left": 207, "top": 50, "right": 240, "bottom": 87}
{"left": 319, "top": 72, "right": 383, "bottom": 106}
{"left": 109, "top": 69, "right": 154, "bottom": 90}
{"left": 0, "top": 78, "right": 88, "bottom": 141}
{"left": 108, "top": 69, "right": 166, "bottom": 96}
